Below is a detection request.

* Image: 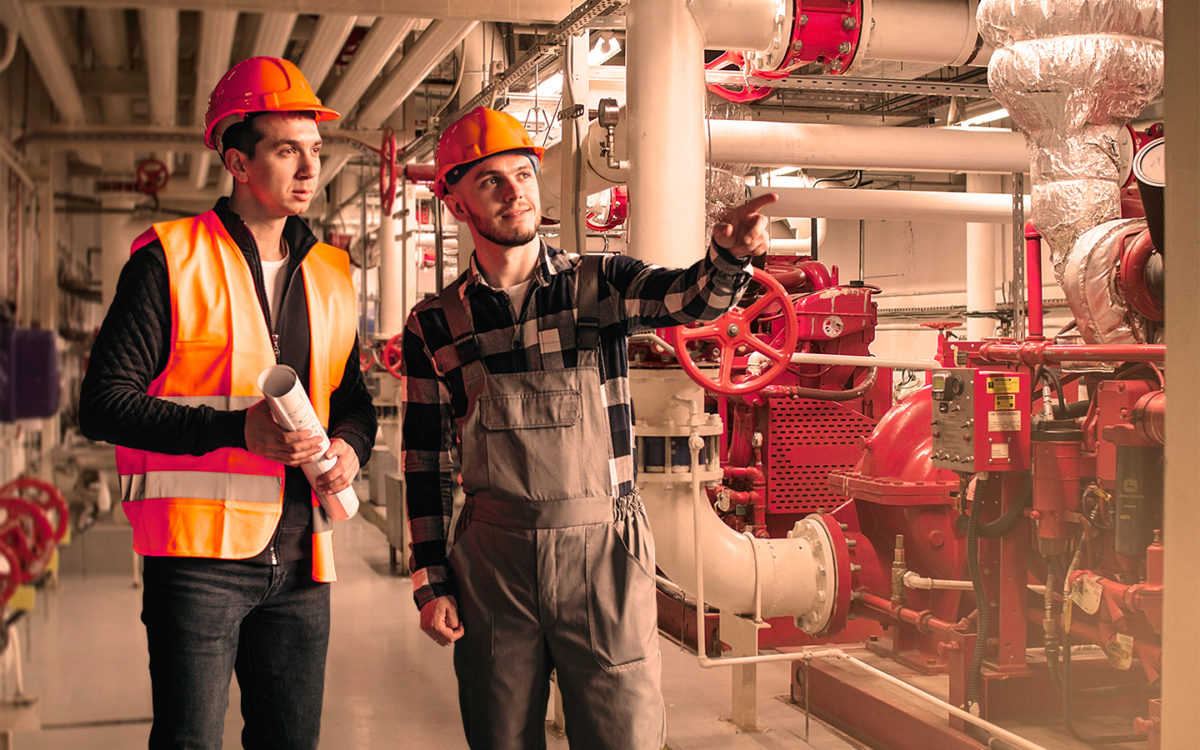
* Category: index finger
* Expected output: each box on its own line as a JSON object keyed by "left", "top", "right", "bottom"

{"left": 738, "top": 192, "right": 779, "bottom": 216}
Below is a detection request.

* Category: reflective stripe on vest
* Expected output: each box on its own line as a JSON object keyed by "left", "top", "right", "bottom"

{"left": 115, "top": 211, "right": 356, "bottom": 561}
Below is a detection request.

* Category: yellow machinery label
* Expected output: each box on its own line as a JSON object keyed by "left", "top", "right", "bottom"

{"left": 986, "top": 376, "right": 1020, "bottom": 394}
{"left": 994, "top": 394, "right": 1016, "bottom": 411}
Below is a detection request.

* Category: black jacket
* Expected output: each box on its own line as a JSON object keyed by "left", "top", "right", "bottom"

{"left": 79, "top": 198, "right": 377, "bottom": 564}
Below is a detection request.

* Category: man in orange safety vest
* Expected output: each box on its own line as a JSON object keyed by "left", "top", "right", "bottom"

{"left": 79, "top": 57, "right": 375, "bottom": 749}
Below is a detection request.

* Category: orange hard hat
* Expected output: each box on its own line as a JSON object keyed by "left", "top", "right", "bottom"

{"left": 204, "top": 56, "right": 339, "bottom": 151}
{"left": 434, "top": 107, "right": 545, "bottom": 198}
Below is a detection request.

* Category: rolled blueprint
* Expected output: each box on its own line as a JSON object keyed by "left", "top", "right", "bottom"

{"left": 257, "top": 365, "right": 359, "bottom": 521}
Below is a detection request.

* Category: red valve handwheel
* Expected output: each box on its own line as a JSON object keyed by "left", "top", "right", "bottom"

{"left": 0, "top": 541, "right": 23, "bottom": 607}
{"left": 360, "top": 347, "right": 377, "bottom": 375}
{"left": 382, "top": 332, "right": 405, "bottom": 379}
{"left": 670, "top": 267, "right": 799, "bottom": 395}
{"left": 704, "top": 51, "right": 775, "bottom": 104}
{"left": 135, "top": 158, "right": 170, "bottom": 195}
{"left": 0, "top": 477, "right": 68, "bottom": 544}
{"left": 0, "top": 496, "right": 58, "bottom": 582}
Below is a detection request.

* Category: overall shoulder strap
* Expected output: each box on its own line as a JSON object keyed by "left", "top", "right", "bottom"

{"left": 438, "top": 277, "right": 482, "bottom": 367}
{"left": 575, "top": 253, "right": 602, "bottom": 351}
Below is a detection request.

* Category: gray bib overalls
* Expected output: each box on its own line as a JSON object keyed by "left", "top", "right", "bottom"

{"left": 441, "top": 256, "right": 665, "bottom": 750}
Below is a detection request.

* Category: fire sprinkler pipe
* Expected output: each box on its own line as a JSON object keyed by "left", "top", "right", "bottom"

{"left": 1026, "top": 221, "right": 1045, "bottom": 339}
{"left": 977, "top": 341, "right": 1165, "bottom": 365}
{"left": 750, "top": 185, "right": 1031, "bottom": 224}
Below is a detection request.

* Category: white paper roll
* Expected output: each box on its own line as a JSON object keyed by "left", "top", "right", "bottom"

{"left": 258, "top": 365, "right": 360, "bottom": 521}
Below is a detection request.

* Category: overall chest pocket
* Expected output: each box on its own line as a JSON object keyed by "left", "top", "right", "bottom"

{"left": 474, "top": 389, "right": 607, "bottom": 503}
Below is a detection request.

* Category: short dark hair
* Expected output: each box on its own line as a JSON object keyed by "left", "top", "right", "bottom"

{"left": 220, "top": 110, "right": 317, "bottom": 159}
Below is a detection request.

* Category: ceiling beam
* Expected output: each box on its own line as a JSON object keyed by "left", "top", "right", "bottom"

{"left": 28, "top": 0, "right": 572, "bottom": 25}
{"left": 249, "top": 11, "right": 297, "bottom": 58}
{"left": 357, "top": 19, "right": 477, "bottom": 130}
{"left": 190, "top": 10, "right": 238, "bottom": 189}
{"left": 324, "top": 16, "right": 417, "bottom": 116}
{"left": 1, "top": 0, "right": 85, "bottom": 124}
{"left": 298, "top": 13, "right": 356, "bottom": 91}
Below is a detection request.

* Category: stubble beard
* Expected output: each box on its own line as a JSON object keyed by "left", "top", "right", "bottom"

{"left": 468, "top": 205, "right": 538, "bottom": 248}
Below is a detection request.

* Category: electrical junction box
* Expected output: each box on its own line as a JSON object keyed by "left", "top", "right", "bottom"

{"left": 930, "top": 368, "right": 1029, "bottom": 473}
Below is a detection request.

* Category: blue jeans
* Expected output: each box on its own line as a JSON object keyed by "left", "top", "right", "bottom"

{"left": 141, "top": 556, "right": 330, "bottom": 750}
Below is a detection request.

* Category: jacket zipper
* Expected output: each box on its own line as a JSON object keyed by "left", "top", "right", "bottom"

{"left": 246, "top": 230, "right": 289, "bottom": 565}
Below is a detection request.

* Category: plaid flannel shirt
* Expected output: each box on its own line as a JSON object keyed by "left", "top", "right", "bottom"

{"left": 400, "top": 241, "right": 751, "bottom": 609}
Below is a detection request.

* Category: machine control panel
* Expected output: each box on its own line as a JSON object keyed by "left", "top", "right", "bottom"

{"left": 930, "top": 368, "right": 1030, "bottom": 473}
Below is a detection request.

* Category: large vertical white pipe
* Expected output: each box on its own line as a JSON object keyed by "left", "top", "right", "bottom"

{"left": 626, "top": 0, "right": 705, "bottom": 267}
{"left": 378, "top": 212, "right": 402, "bottom": 338}
{"left": 965, "top": 173, "right": 1001, "bottom": 339}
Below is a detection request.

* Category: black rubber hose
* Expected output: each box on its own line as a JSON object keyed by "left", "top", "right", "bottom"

{"left": 955, "top": 474, "right": 1031, "bottom": 539}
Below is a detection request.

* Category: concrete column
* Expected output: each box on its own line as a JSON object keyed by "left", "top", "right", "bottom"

{"left": 1162, "top": 0, "right": 1200, "bottom": 745}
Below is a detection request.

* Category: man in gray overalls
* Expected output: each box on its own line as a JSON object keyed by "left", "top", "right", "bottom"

{"left": 401, "top": 107, "right": 776, "bottom": 749}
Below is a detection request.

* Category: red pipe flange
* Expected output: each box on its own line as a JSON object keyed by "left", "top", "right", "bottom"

{"left": 585, "top": 186, "right": 629, "bottom": 232}
{"left": 753, "top": 0, "right": 864, "bottom": 78}
{"left": 1117, "top": 228, "right": 1163, "bottom": 322}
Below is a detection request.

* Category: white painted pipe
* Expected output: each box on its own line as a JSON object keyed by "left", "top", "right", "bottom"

{"left": 378, "top": 212, "right": 403, "bottom": 338}
{"left": 357, "top": 20, "right": 479, "bottom": 129}
{"left": 690, "top": 0, "right": 786, "bottom": 51}
{"left": 540, "top": 117, "right": 1029, "bottom": 221}
{"left": 750, "top": 185, "right": 1030, "bottom": 224}
{"left": 860, "top": 0, "right": 990, "bottom": 68}
{"left": 708, "top": 120, "right": 1028, "bottom": 174}
{"left": 633, "top": 370, "right": 830, "bottom": 621}
{"left": 325, "top": 17, "right": 418, "bottom": 115}
{"left": 965, "top": 173, "right": 1002, "bottom": 338}
{"left": 627, "top": 0, "right": 706, "bottom": 267}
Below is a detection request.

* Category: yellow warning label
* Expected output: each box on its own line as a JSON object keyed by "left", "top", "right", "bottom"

{"left": 994, "top": 394, "right": 1016, "bottom": 411}
{"left": 986, "top": 376, "right": 1020, "bottom": 394}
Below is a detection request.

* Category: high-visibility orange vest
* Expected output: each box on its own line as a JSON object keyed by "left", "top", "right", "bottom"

{"left": 115, "top": 211, "right": 356, "bottom": 581}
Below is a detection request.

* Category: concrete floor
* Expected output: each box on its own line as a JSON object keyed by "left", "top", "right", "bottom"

{"left": 1, "top": 511, "right": 859, "bottom": 749}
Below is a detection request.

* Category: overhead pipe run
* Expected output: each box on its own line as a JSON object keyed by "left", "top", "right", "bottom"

{"left": 356, "top": 20, "right": 479, "bottom": 130}
{"left": 540, "top": 116, "right": 1028, "bottom": 221}
{"left": 749, "top": 184, "right": 1030, "bottom": 224}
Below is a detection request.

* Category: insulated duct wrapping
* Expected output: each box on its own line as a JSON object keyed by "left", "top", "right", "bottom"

{"left": 1061, "top": 218, "right": 1149, "bottom": 344}
{"left": 704, "top": 95, "right": 751, "bottom": 240}
{"left": 977, "top": 0, "right": 1163, "bottom": 287}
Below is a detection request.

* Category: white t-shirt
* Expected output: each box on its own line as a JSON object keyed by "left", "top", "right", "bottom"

{"left": 261, "top": 254, "right": 289, "bottom": 329}
{"left": 502, "top": 278, "right": 534, "bottom": 319}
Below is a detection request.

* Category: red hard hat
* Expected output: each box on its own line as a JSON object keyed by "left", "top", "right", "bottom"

{"left": 434, "top": 107, "right": 545, "bottom": 198}
{"left": 204, "top": 57, "right": 339, "bottom": 151}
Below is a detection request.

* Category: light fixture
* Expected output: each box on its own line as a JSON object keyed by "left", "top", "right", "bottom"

{"left": 958, "top": 107, "right": 1010, "bottom": 127}
{"left": 588, "top": 35, "right": 621, "bottom": 66}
